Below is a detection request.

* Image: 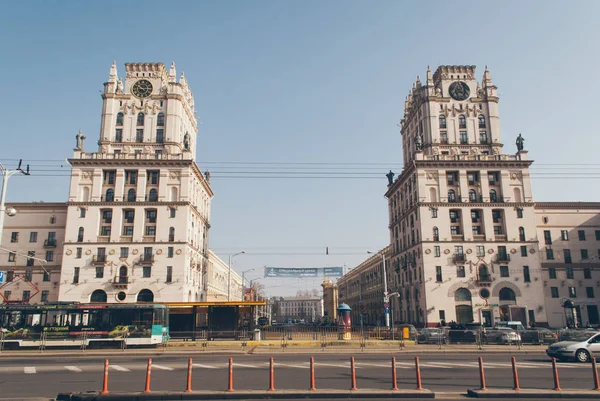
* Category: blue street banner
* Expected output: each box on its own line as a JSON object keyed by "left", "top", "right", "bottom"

{"left": 0, "top": 271, "right": 4, "bottom": 283}
{"left": 264, "top": 267, "right": 344, "bottom": 278}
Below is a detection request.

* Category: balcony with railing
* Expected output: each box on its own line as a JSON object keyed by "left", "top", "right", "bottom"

{"left": 495, "top": 253, "right": 511, "bottom": 263}
{"left": 139, "top": 255, "right": 154, "bottom": 264}
{"left": 44, "top": 239, "right": 57, "bottom": 248}
{"left": 476, "top": 272, "right": 493, "bottom": 286}
{"left": 92, "top": 255, "right": 107, "bottom": 265}
{"left": 113, "top": 276, "right": 129, "bottom": 289}
{"left": 453, "top": 254, "right": 466, "bottom": 264}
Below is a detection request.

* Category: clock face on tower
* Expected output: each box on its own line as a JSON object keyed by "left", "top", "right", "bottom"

{"left": 131, "top": 79, "right": 153, "bottom": 98}
{"left": 448, "top": 81, "right": 470, "bottom": 101}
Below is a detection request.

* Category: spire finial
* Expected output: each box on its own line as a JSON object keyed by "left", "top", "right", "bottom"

{"left": 109, "top": 61, "right": 118, "bottom": 83}
{"left": 169, "top": 62, "right": 177, "bottom": 81}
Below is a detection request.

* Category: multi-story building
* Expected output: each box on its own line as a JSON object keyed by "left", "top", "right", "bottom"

{"left": 273, "top": 297, "right": 324, "bottom": 323}
{"left": 0, "top": 203, "right": 67, "bottom": 304}
{"left": 205, "top": 250, "right": 242, "bottom": 301}
{"left": 321, "top": 279, "right": 339, "bottom": 323}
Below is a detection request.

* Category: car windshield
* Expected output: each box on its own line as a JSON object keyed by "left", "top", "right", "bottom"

{"left": 567, "top": 332, "right": 596, "bottom": 342}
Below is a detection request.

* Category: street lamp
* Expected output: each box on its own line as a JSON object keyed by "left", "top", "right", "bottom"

{"left": 367, "top": 250, "right": 389, "bottom": 327}
{"left": 227, "top": 251, "right": 245, "bottom": 301}
{"left": 0, "top": 160, "right": 29, "bottom": 246}
{"left": 240, "top": 268, "right": 255, "bottom": 301}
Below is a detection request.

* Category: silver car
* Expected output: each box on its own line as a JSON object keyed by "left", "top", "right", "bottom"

{"left": 546, "top": 332, "right": 600, "bottom": 362}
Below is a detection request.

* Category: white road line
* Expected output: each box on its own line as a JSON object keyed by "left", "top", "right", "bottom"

{"left": 394, "top": 362, "right": 416, "bottom": 368}
{"left": 110, "top": 365, "right": 130, "bottom": 372}
{"left": 356, "top": 362, "right": 392, "bottom": 368}
{"left": 64, "top": 366, "right": 83, "bottom": 372}
{"left": 423, "top": 362, "right": 479, "bottom": 368}
{"left": 419, "top": 363, "right": 453, "bottom": 369}
{"left": 151, "top": 364, "right": 174, "bottom": 371}
{"left": 232, "top": 363, "right": 263, "bottom": 369}
{"left": 24, "top": 367, "right": 36, "bottom": 374}
{"left": 314, "top": 363, "right": 351, "bottom": 368}
{"left": 481, "top": 362, "right": 511, "bottom": 368}
{"left": 518, "top": 362, "right": 577, "bottom": 369}
{"left": 192, "top": 363, "right": 219, "bottom": 369}
{"left": 274, "top": 363, "right": 310, "bottom": 369}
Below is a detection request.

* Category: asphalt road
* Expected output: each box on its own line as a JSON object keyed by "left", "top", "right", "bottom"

{"left": 0, "top": 351, "right": 596, "bottom": 398}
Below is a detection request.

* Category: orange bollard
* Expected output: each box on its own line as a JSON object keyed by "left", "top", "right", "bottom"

{"left": 552, "top": 357, "right": 561, "bottom": 391}
{"left": 268, "top": 357, "right": 275, "bottom": 391}
{"left": 144, "top": 358, "right": 152, "bottom": 393}
{"left": 391, "top": 357, "right": 399, "bottom": 391}
{"left": 415, "top": 356, "right": 423, "bottom": 391}
{"left": 511, "top": 357, "right": 520, "bottom": 391}
{"left": 593, "top": 358, "right": 600, "bottom": 391}
{"left": 309, "top": 357, "right": 316, "bottom": 391}
{"left": 350, "top": 356, "right": 357, "bottom": 390}
{"left": 100, "top": 359, "right": 109, "bottom": 394}
{"left": 185, "top": 358, "right": 193, "bottom": 392}
{"left": 227, "top": 358, "right": 234, "bottom": 392}
{"left": 478, "top": 357, "right": 487, "bottom": 391}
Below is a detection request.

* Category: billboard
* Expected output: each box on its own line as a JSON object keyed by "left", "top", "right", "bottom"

{"left": 264, "top": 267, "right": 343, "bottom": 278}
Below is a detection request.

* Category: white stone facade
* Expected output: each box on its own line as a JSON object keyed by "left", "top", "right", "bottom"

{"left": 273, "top": 297, "right": 324, "bottom": 323}
{"left": 206, "top": 250, "right": 242, "bottom": 301}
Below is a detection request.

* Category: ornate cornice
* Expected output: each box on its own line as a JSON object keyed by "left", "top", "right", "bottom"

{"left": 534, "top": 202, "right": 600, "bottom": 210}
{"left": 5, "top": 202, "right": 68, "bottom": 210}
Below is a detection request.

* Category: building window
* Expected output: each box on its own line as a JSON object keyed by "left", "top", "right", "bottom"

{"left": 460, "top": 131, "right": 468, "bottom": 144}
{"left": 500, "top": 266, "right": 509, "bottom": 277}
{"left": 22, "top": 291, "right": 31, "bottom": 301}
{"left": 476, "top": 246, "right": 485, "bottom": 257}
{"left": 521, "top": 246, "right": 528, "bottom": 257}
{"left": 544, "top": 230, "right": 552, "bottom": 245}
{"left": 581, "top": 249, "right": 589, "bottom": 260}
{"left": 25, "top": 269, "right": 33, "bottom": 281}
{"left": 105, "top": 170, "right": 116, "bottom": 185}
{"left": 156, "top": 129, "right": 164, "bottom": 143}
{"left": 80, "top": 208, "right": 86, "bottom": 218}
{"left": 124, "top": 210, "right": 135, "bottom": 224}
{"left": 120, "top": 247, "right": 129, "bottom": 258}
{"left": 73, "top": 267, "right": 80, "bottom": 284}
{"left": 450, "top": 210, "right": 460, "bottom": 223}
{"left": 488, "top": 172, "right": 498, "bottom": 186}
{"left": 431, "top": 208, "right": 438, "bottom": 218}
{"left": 439, "top": 115, "right": 447, "bottom": 128}
{"left": 451, "top": 226, "right": 461, "bottom": 235}
{"left": 77, "top": 227, "right": 84, "bottom": 242}
{"left": 469, "top": 189, "right": 477, "bottom": 202}
{"left": 472, "top": 226, "right": 482, "bottom": 235}
{"left": 45, "top": 251, "right": 54, "bottom": 262}
{"left": 29, "top": 232, "right": 38, "bottom": 243}
{"left": 41, "top": 290, "right": 49, "bottom": 302}
{"left": 123, "top": 226, "right": 134, "bottom": 236}
{"left": 440, "top": 131, "right": 448, "bottom": 144}
{"left": 166, "top": 266, "right": 173, "bottom": 283}
{"left": 95, "top": 266, "right": 104, "bottom": 279}
{"left": 457, "top": 266, "right": 465, "bottom": 278}
{"left": 169, "top": 207, "right": 176, "bottom": 218}
{"left": 561, "top": 230, "right": 569, "bottom": 241}
{"left": 10, "top": 232, "right": 18, "bottom": 243}
{"left": 143, "top": 266, "right": 152, "bottom": 278}
{"left": 587, "top": 287, "right": 595, "bottom": 298}
{"left": 148, "top": 188, "right": 158, "bottom": 202}
{"left": 157, "top": 112, "right": 165, "bottom": 126}
{"left": 168, "top": 246, "right": 174, "bottom": 258}
{"left": 145, "top": 226, "right": 156, "bottom": 236}
{"left": 568, "top": 287, "right": 577, "bottom": 298}
{"left": 579, "top": 230, "right": 586, "bottom": 241}
{"left": 436, "top": 266, "right": 443, "bottom": 282}
{"left": 137, "top": 112, "right": 145, "bottom": 126}
{"left": 76, "top": 247, "right": 82, "bottom": 259}
{"left": 115, "top": 129, "right": 123, "bottom": 142}
{"left": 136, "top": 129, "right": 144, "bottom": 143}
{"left": 459, "top": 115, "right": 466, "bottom": 128}
{"left": 523, "top": 266, "right": 531, "bottom": 282}
{"left": 478, "top": 115, "right": 486, "bottom": 128}
{"left": 595, "top": 230, "right": 600, "bottom": 241}
{"left": 116, "top": 112, "right": 124, "bottom": 126}
{"left": 448, "top": 190, "right": 456, "bottom": 202}
{"left": 519, "top": 227, "right": 526, "bottom": 242}
{"left": 566, "top": 267, "right": 574, "bottom": 279}
{"left": 516, "top": 208, "right": 523, "bottom": 218}
{"left": 127, "top": 188, "right": 136, "bottom": 202}
{"left": 546, "top": 248, "right": 554, "bottom": 260}
{"left": 433, "top": 227, "right": 439, "bottom": 241}
{"left": 6, "top": 272, "right": 13, "bottom": 282}
{"left": 105, "top": 188, "right": 114, "bottom": 202}
{"left": 549, "top": 267, "right": 557, "bottom": 279}
{"left": 551, "top": 287, "right": 559, "bottom": 298}
{"left": 434, "top": 246, "right": 440, "bottom": 257}
{"left": 479, "top": 131, "right": 488, "bottom": 144}
{"left": 169, "top": 227, "right": 175, "bottom": 242}
{"left": 493, "top": 226, "right": 503, "bottom": 235}
{"left": 584, "top": 268, "right": 592, "bottom": 279}
{"left": 43, "top": 271, "right": 50, "bottom": 282}
{"left": 489, "top": 189, "right": 497, "bottom": 202}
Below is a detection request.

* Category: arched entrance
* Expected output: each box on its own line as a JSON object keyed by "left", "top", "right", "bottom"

{"left": 499, "top": 287, "right": 517, "bottom": 321}
{"left": 90, "top": 289, "right": 107, "bottom": 303}
{"left": 454, "top": 288, "right": 473, "bottom": 324}
{"left": 137, "top": 289, "right": 154, "bottom": 302}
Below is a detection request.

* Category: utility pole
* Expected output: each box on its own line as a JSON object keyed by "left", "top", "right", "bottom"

{"left": 368, "top": 250, "right": 389, "bottom": 327}
{"left": 0, "top": 160, "right": 30, "bottom": 246}
{"left": 227, "top": 251, "right": 245, "bottom": 301}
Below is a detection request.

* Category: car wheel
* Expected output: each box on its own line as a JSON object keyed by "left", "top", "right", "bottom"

{"left": 576, "top": 349, "right": 590, "bottom": 363}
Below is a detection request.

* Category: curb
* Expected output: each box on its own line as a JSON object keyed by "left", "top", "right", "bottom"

{"left": 467, "top": 388, "right": 600, "bottom": 398}
{"left": 57, "top": 390, "right": 435, "bottom": 400}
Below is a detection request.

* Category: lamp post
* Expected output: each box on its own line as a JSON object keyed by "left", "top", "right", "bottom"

{"left": 367, "top": 250, "right": 389, "bottom": 327}
{"left": 227, "top": 251, "right": 245, "bottom": 301}
{"left": 0, "top": 160, "right": 29, "bottom": 247}
{"left": 240, "top": 268, "right": 255, "bottom": 301}
{"left": 388, "top": 292, "right": 400, "bottom": 337}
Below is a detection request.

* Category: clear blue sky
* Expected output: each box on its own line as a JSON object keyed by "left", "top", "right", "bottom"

{"left": 1, "top": 1, "right": 599, "bottom": 297}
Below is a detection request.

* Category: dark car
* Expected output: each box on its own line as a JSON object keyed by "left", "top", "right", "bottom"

{"left": 446, "top": 328, "right": 478, "bottom": 344}
{"left": 520, "top": 328, "right": 558, "bottom": 344}
{"left": 417, "top": 328, "right": 447, "bottom": 344}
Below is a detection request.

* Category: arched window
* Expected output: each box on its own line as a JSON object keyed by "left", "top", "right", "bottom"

{"left": 478, "top": 265, "right": 490, "bottom": 281}
{"left": 105, "top": 188, "right": 114, "bottom": 202}
{"left": 469, "top": 189, "right": 477, "bottom": 202}
{"left": 90, "top": 289, "right": 107, "bottom": 303}
{"left": 148, "top": 188, "right": 158, "bottom": 202}
{"left": 127, "top": 188, "right": 136, "bottom": 202}
{"left": 489, "top": 189, "right": 497, "bottom": 202}
{"left": 157, "top": 113, "right": 165, "bottom": 126}
{"left": 116, "top": 112, "right": 124, "bottom": 126}
{"left": 455, "top": 288, "right": 472, "bottom": 302}
{"left": 439, "top": 115, "right": 447, "bottom": 129}
{"left": 499, "top": 287, "right": 517, "bottom": 302}
{"left": 77, "top": 227, "right": 84, "bottom": 242}
{"left": 137, "top": 112, "right": 145, "bottom": 126}
{"left": 169, "top": 227, "right": 175, "bottom": 242}
{"left": 118, "top": 266, "right": 128, "bottom": 284}
{"left": 137, "top": 289, "right": 154, "bottom": 302}
{"left": 519, "top": 227, "right": 526, "bottom": 242}
{"left": 448, "top": 189, "right": 456, "bottom": 202}
{"left": 433, "top": 227, "right": 439, "bottom": 241}
{"left": 459, "top": 115, "right": 466, "bottom": 129}
{"left": 478, "top": 115, "right": 486, "bottom": 128}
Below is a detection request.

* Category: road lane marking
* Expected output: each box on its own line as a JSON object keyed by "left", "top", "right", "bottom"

{"left": 232, "top": 363, "right": 262, "bottom": 369}
{"left": 419, "top": 363, "right": 453, "bottom": 369}
{"left": 314, "top": 363, "right": 352, "bottom": 368}
{"left": 65, "top": 366, "right": 82, "bottom": 372}
{"left": 24, "top": 367, "right": 36, "bottom": 374}
{"left": 422, "top": 362, "right": 479, "bottom": 368}
{"left": 356, "top": 362, "right": 393, "bottom": 368}
{"left": 152, "top": 364, "right": 174, "bottom": 371}
{"left": 110, "top": 365, "right": 130, "bottom": 372}
{"left": 274, "top": 363, "right": 309, "bottom": 369}
{"left": 193, "top": 363, "right": 219, "bottom": 369}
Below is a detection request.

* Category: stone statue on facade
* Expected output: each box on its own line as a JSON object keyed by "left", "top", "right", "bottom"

{"left": 516, "top": 133, "right": 525, "bottom": 152}
{"left": 75, "top": 130, "right": 86, "bottom": 150}
{"left": 386, "top": 170, "right": 395, "bottom": 186}
{"left": 183, "top": 133, "right": 190, "bottom": 150}
{"left": 414, "top": 134, "right": 423, "bottom": 151}
{"left": 204, "top": 170, "right": 211, "bottom": 183}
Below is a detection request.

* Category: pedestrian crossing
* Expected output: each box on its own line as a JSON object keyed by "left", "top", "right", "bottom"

{"left": 0, "top": 359, "right": 589, "bottom": 374}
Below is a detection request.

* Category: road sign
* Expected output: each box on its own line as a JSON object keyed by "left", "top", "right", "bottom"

{"left": 384, "top": 308, "right": 390, "bottom": 314}
{"left": 383, "top": 302, "right": 389, "bottom": 309}
{"left": 0, "top": 271, "right": 4, "bottom": 283}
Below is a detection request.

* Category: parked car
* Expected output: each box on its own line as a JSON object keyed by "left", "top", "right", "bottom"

{"left": 519, "top": 328, "right": 558, "bottom": 344}
{"left": 483, "top": 327, "right": 521, "bottom": 344}
{"left": 446, "top": 328, "right": 478, "bottom": 344}
{"left": 417, "top": 328, "right": 447, "bottom": 344}
{"left": 547, "top": 332, "right": 600, "bottom": 362}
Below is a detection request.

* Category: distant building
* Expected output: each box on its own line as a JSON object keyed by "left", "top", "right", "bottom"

{"left": 205, "top": 250, "right": 242, "bottom": 301}
{"left": 321, "top": 279, "right": 339, "bottom": 323}
{"left": 273, "top": 297, "right": 324, "bottom": 323}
